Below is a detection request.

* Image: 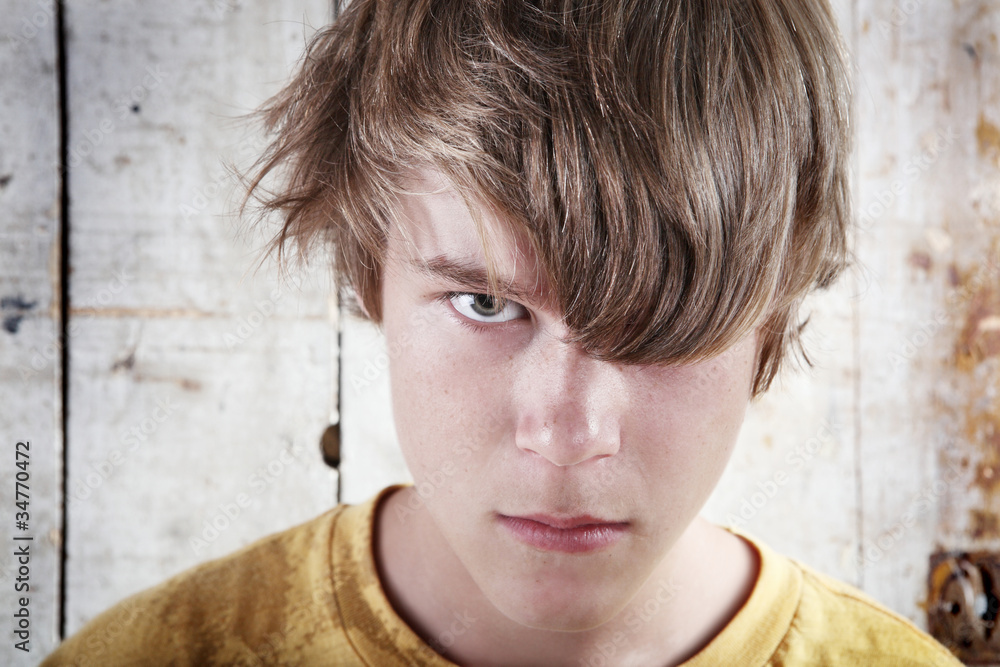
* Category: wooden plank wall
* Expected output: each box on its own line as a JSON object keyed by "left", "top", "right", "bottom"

{"left": 1, "top": 1, "right": 999, "bottom": 664}
{"left": 0, "top": 1, "right": 62, "bottom": 662}
{"left": 61, "top": 0, "right": 337, "bottom": 640}
{"left": 849, "top": 0, "right": 1000, "bottom": 622}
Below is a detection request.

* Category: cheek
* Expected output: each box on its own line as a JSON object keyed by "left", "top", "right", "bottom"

{"left": 630, "top": 416, "right": 740, "bottom": 516}
{"left": 385, "top": 321, "right": 509, "bottom": 481}
{"left": 629, "top": 357, "right": 753, "bottom": 501}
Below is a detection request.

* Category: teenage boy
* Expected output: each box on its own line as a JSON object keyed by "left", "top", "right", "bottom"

{"left": 44, "top": 0, "right": 963, "bottom": 665}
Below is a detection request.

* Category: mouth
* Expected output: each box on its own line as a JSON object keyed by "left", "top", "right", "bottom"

{"left": 497, "top": 513, "right": 630, "bottom": 554}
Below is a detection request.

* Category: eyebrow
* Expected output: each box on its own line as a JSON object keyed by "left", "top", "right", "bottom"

{"left": 407, "top": 255, "right": 541, "bottom": 304}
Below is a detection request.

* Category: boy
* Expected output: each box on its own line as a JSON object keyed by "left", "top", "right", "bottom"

{"left": 44, "top": 0, "right": 962, "bottom": 664}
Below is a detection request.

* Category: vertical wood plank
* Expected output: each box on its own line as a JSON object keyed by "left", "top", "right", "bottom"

{"left": 853, "top": 0, "right": 1000, "bottom": 624}
{"left": 63, "top": 0, "right": 337, "bottom": 634}
{"left": 0, "top": 1, "right": 62, "bottom": 661}
{"left": 341, "top": 317, "right": 412, "bottom": 504}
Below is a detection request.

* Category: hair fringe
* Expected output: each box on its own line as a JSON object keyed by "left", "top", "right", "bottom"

{"left": 239, "top": 0, "right": 853, "bottom": 396}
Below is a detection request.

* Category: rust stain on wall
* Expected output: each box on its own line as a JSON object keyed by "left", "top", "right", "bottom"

{"left": 972, "top": 425, "right": 1000, "bottom": 485}
{"left": 945, "top": 255, "right": 1000, "bottom": 543}
{"left": 946, "top": 263, "right": 961, "bottom": 287}
{"left": 908, "top": 250, "right": 934, "bottom": 272}
{"left": 977, "top": 113, "right": 1000, "bottom": 160}
{"left": 133, "top": 373, "right": 203, "bottom": 392}
{"left": 969, "top": 508, "right": 1000, "bottom": 539}
{"left": 955, "top": 282, "right": 1000, "bottom": 370}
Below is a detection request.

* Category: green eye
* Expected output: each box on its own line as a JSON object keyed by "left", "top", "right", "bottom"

{"left": 449, "top": 293, "right": 527, "bottom": 324}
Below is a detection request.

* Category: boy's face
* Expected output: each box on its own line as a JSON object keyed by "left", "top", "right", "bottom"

{"left": 380, "top": 169, "right": 758, "bottom": 631}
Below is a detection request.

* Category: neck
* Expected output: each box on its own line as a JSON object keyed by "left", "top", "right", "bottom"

{"left": 375, "top": 487, "right": 759, "bottom": 667}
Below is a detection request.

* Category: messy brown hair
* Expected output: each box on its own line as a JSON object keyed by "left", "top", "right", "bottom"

{"left": 242, "top": 0, "right": 853, "bottom": 396}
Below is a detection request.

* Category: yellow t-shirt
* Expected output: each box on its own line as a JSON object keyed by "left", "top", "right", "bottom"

{"left": 43, "top": 486, "right": 962, "bottom": 666}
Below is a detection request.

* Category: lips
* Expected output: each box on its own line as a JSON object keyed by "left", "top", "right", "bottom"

{"left": 497, "top": 513, "right": 629, "bottom": 553}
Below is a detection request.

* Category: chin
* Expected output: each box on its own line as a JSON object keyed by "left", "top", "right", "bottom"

{"left": 479, "top": 570, "right": 633, "bottom": 632}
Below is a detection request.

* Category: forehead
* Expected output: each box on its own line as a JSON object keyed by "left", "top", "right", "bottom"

{"left": 391, "top": 169, "right": 485, "bottom": 258}
{"left": 389, "top": 169, "right": 552, "bottom": 304}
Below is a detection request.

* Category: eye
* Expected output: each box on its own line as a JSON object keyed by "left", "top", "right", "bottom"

{"left": 448, "top": 292, "right": 527, "bottom": 324}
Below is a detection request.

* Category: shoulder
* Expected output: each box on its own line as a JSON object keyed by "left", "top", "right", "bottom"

{"left": 776, "top": 558, "right": 962, "bottom": 666}
{"left": 41, "top": 507, "right": 347, "bottom": 667}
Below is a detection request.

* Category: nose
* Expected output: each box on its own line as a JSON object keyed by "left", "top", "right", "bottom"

{"left": 512, "top": 331, "right": 624, "bottom": 467}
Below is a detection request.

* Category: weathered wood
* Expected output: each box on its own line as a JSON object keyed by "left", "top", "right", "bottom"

{"left": 853, "top": 0, "right": 1000, "bottom": 625}
{"left": 63, "top": 0, "right": 337, "bottom": 633}
{"left": 0, "top": 1, "right": 62, "bottom": 662}
{"left": 341, "top": 316, "right": 413, "bottom": 504}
